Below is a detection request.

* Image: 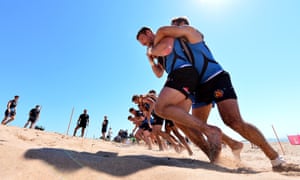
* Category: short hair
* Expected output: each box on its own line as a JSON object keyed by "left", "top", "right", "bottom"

{"left": 136, "top": 26, "right": 152, "bottom": 40}
{"left": 14, "top": 95, "right": 19, "bottom": 98}
{"left": 129, "top": 107, "right": 135, "bottom": 112}
{"left": 171, "top": 16, "right": 190, "bottom": 25}
{"left": 148, "top": 89, "right": 156, "bottom": 94}
{"left": 131, "top": 95, "right": 139, "bottom": 102}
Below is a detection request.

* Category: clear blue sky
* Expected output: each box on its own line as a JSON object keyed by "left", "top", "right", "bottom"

{"left": 1, "top": 0, "right": 299, "bottom": 140}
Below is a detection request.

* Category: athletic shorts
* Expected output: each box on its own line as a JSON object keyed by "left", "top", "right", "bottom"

{"left": 101, "top": 125, "right": 107, "bottom": 133}
{"left": 79, "top": 122, "right": 87, "bottom": 128}
{"left": 152, "top": 113, "right": 164, "bottom": 125}
{"left": 5, "top": 109, "right": 16, "bottom": 117}
{"left": 139, "top": 121, "right": 151, "bottom": 131}
{"left": 165, "top": 120, "right": 174, "bottom": 128}
{"left": 195, "top": 71, "right": 237, "bottom": 104}
{"left": 28, "top": 117, "right": 37, "bottom": 123}
{"left": 191, "top": 95, "right": 216, "bottom": 109}
{"left": 164, "top": 66, "right": 198, "bottom": 99}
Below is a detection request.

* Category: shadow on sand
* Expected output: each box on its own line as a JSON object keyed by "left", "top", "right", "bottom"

{"left": 24, "top": 147, "right": 258, "bottom": 177}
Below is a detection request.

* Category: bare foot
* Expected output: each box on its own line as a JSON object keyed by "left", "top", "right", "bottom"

{"left": 159, "top": 145, "right": 164, "bottom": 151}
{"left": 174, "top": 144, "right": 183, "bottom": 154}
{"left": 206, "top": 126, "right": 222, "bottom": 163}
{"left": 231, "top": 142, "right": 243, "bottom": 162}
{"left": 187, "top": 148, "right": 193, "bottom": 156}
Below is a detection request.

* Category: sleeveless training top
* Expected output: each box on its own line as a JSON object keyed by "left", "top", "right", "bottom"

{"left": 164, "top": 38, "right": 193, "bottom": 74}
{"left": 187, "top": 41, "right": 223, "bottom": 83}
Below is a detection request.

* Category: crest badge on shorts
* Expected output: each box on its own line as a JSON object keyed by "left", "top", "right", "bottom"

{"left": 214, "top": 89, "right": 224, "bottom": 99}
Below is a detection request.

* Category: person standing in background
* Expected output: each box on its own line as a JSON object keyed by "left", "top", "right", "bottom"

{"left": 101, "top": 116, "right": 108, "bottom": 139}
{"left": 106, "top": 127, "right": 112, "bottom": 141}
{"left": 73, "top": 109, "right": 89, "bottom": 137}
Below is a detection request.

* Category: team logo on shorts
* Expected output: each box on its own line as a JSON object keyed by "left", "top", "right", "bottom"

{"left": 182, "top": 87, "right": 190, "bottom": 93}
{"left": 214, "top": 89, "right": 224, "bottom": 99}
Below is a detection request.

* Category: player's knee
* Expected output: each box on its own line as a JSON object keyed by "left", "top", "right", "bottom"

{"left": 154, "top": 103, "right": 164, "bottom": 117}
{"left": 224, "top": 117, "right": 244, "bottom": 132}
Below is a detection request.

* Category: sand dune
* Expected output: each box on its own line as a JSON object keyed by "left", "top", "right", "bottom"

{"left": 0, "top": 125, "right": 299, "bottom": 180}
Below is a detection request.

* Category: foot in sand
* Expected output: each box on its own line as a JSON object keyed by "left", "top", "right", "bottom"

{"left": 231, "top": 142, "right": 243, "bottom": 162}
{"left": 206, "top": 126, "right": 222, "bottom": 163}
{"left": 174, "top": 144, "right": 184, "bottom": 154}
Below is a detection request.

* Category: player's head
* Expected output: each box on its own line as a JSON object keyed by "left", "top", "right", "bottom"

{"left": 136, "top": 26, "right": 154, "bottom": 47}
{"left": 171, "top": 16, "right": 190, "bottom": 26}
{"left": 36, "top": 105, "right": 41, "bottom": 110}
{"left": 148, "top": 89, "right": 156, "bottom": 94}
{"left": 131, "top": 94, "right": 140, "bottom": 104}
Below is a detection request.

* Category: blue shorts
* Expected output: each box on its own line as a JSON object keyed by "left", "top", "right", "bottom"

{"left": 192, "top": 99, "right": 216, "bottom": 109}
{"left": 139, "top": 119, "right": 152, "bottom": 131}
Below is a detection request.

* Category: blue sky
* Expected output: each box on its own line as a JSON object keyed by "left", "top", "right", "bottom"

{"left": 1, "top": 0, "right": 299, "bottom": 141}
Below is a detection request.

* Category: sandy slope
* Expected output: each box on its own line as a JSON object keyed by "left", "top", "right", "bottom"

{"left": 0, "top": 125, "right": 299, "bottom": 180}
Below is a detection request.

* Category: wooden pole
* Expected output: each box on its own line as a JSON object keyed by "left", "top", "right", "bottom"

{"left": 272, "top": 124, "right": 285, "bottom": 155}
{"left": 66, "top": 107, "right": 74, "bottom": 135}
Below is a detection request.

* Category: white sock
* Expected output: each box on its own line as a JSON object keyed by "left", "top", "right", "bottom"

{"left": 271, "top": 156, "right": 285, "bottom": 167}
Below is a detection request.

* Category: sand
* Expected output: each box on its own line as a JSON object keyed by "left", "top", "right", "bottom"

{"left": 0, "top": 125, "right": 299, "bottom": 180}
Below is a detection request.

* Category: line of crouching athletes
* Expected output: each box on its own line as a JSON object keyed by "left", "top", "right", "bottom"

{"left": 128, "top": 89, "right": 193, "bottom": 155}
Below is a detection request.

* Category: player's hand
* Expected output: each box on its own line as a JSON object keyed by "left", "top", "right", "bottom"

{"left": 147, "top": 46, "right": 153, "bottom": 56}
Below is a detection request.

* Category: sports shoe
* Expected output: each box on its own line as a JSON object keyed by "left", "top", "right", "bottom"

{"left": 271, "top": 156, "right": 285, "bottom": 167}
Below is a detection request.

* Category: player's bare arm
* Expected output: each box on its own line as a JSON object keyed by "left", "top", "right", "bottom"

{"left": 154, "top": 25, "right": 203, "bottom": 44}
{"left": 150, "top": 37, "right": 174, "bottom": 56}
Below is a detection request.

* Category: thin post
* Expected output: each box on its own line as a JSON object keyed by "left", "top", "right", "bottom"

{"left": 272, "top": 124, "right": 285, "bottom": 155}
{"left": 66, "top": 107, "right": 74, "bottom": 135}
